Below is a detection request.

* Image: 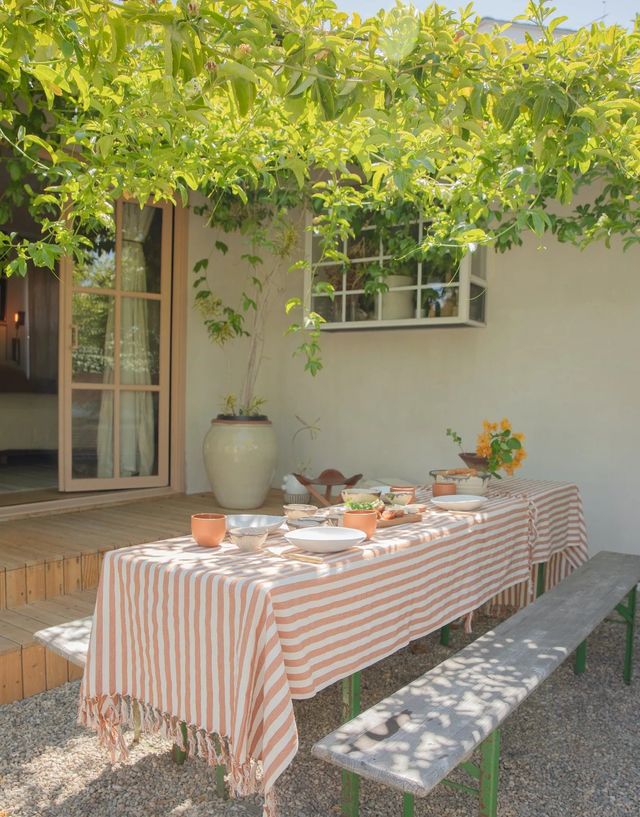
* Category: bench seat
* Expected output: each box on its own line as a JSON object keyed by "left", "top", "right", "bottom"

{"left": 313, "top": 551, "right": 640, "bottom": 814}
{"left": 33, "top": 615, "right": 93, "bottom": 668}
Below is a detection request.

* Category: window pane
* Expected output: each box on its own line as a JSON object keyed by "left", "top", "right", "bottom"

{"left": 312, "top": 295, "right": 343, "bottom": 323}
{"left": 72, "top": 390, "right": 113, "bottom": 478}
{"left": 471, "top": 248, "right": 487, "bottom": 280}
{"left": 312, "top": 231, "right": 341, "bottom": 263}
{"left": 420, "top": 286, "right": 459, "bottom": 318}
{"left": 121, "top": 204, "right": 162, "bottom": 293}
{"left": 347, "top": 228, "right": 379, "bottom": 259}
{"left": 345, "top": 294, "right": 376, "bottom": 322}
{"left": 422, "top": 250, "right": 461, "bottom": 284}
{"left": 469, "top": 284, "right": 486, "bottom": 322}
{"left": 313, "top": 265, "right": 344, "bottom": 292}
{"left": 73, "top": 228, "right": 115, "bottom": 288}
{"left": 120, "top": 391, "right": 159, "bottom": 477}
{"left": 120, "top": 298, "right": 160, "bottom": 385}
{"left": 72, "top": 293, "right": 114, "bottom": 383}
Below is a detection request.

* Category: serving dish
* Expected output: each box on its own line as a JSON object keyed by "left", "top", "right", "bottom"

{"left": 225, "top": 514, "right": 285, "bottom": 533}
{"left": 341, "top": 487, "right": 382, "bottom": 504}
{"left": 283, "top": 503, "right": 318, "bottom": 521}
{"left": 430, "top": 468, "right": 491, "bottom": 496}
{"left": 284, "top": 526, "right": 366, "bottom": 553}
{"left": 431, "top": 495, "right": 488, "bottom": 512}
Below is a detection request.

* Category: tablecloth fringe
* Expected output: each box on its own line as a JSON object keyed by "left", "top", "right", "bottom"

{"left": 78, "top": 693, "right": 275, "bottom": 816}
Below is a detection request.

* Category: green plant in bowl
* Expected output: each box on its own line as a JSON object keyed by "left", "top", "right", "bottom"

{"left": 345, "top": 500, "right": 378, "bottom": 511}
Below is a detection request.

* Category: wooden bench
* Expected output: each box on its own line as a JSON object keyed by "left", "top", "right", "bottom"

{"left": 313, "top": 551, "right": 640, "bottom": 817}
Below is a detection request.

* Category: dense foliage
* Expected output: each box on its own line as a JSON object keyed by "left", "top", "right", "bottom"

{"left": 1, "top": 0, "right": 639, "bottom": 380}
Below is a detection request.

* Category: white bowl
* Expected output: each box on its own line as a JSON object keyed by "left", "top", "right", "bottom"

{"left": 431, "top": 495, "right": 488, "bottom": 512}
{"left": 225, "top": 514, "right": 285, "bottom": 533}
{"left": 228, "top": 526, "right": 269, "bottom": 552}
{"left": 283, "top": 503, "right": 319, "bottom": 520}
{"left": 284, "top": 526, "right": 366, "bottom": 553}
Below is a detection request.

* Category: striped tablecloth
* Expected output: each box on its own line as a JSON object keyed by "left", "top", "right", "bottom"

{"left": 79, "top": 483, "right": 586, "bottom": 815}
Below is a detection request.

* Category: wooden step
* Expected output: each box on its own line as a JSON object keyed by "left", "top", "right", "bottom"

{"left": 0, "top": 588, "right": 96, "bottom": 704}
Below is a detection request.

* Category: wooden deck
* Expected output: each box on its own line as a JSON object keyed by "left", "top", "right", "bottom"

{"left": 0, "top": 489, "right": 283, "bottom": 703}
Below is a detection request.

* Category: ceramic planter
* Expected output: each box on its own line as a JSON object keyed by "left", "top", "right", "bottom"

{"left": 459, "top": 452, "right": 490, "bottom": 471}
{"left": 203, "top": 417, "right": 277, "bottom": 510}
{"left": 381, "top": 274, "right": 414, "bottom": 320}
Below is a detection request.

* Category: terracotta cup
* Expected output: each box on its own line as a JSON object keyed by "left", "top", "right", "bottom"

{"left": 343, "top": 509, "right": 378, "bottom": 540}
{"left": 432, "top": 482, "right": 457, "bottom": 497}
{"left": 191, "top": 513, "right": 226, "bottom": 547}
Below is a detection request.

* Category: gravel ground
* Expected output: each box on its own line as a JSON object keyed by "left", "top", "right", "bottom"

{"left": 1, "top": 617, "right": 639, "bottom": 817}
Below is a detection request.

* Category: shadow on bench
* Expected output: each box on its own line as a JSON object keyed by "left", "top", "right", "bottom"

{"left": 313, "top": 551, "right": 640, "bottom": 817}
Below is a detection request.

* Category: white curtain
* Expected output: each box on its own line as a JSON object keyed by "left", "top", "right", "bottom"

{"left": 97, "top": 204, "right": 156, "bottom": 478}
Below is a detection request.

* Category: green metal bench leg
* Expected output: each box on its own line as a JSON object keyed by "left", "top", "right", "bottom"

{"left": 440, "top": 623, "right": 451, "bottom": 646}
{"left": 478, "top": 729, "right": 501, "bottom": 817}
{"left": 402, "top": 793, "right": 415, "bottom": 817}
{"left": 574, "top": 640, "right": 587, "bottom": 675}
{"left": 132, "top": 700, "right": 142, "bottom": 743}
{"left": 215, "top": 762, "right": 228, "bottom": 799}
{"left": 621, "top": 585, "right": 636, "bottom": 685}
{"left": 172, "top": 721, "right": 189, "bottom": 765}
{"left": 535, "top": 562, "right": 546, "bottom": 598}
{"left": 341, "top": 672, "right": 361, "bottom": 817}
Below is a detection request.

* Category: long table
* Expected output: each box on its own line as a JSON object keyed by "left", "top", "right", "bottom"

{"left": 79, "top": 479, "right": 588, "bottom": 816}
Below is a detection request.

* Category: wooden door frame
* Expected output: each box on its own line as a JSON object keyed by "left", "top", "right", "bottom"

{"left": 56, "top": 198, "right": 187, "bottom": 495}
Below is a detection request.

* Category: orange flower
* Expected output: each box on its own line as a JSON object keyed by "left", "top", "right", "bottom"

{"left": 514, "top": 432, "right": 525, "bottom": 442}
{"left": 500, "top": 417, "right": 510, "bottom": 431}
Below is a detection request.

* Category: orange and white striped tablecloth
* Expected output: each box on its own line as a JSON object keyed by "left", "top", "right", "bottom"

{"left": 79, "top": 485, "right": 584, "bottom": 815}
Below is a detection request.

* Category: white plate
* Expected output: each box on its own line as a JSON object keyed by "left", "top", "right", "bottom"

{"left": 431, "top": 495, "right": 488, "bottom": 511}
{"left": 284, "top": 526, "right": 366, "bottom": 553}
{"left": 226, "top": 515, "right": 285, "bottom": 533}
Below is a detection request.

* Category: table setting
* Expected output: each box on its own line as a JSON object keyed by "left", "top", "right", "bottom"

{"left": 79, "top": 418, "right": 588, "bottom": 817}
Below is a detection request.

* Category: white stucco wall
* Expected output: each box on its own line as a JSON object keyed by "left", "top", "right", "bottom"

{"left": 185, "top": 205, "right": 640, "bottom": 556}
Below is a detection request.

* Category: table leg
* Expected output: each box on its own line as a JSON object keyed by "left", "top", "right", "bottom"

{"left": 132, "top": 699, "right": 141, "bottom": 743}
{"left": 440, "top": 623, "right": 451, "bottom": 646}
{"left": 213, "top": 736, "right": 228, "bottom": 799}
{"left": 574, "top": 640, "right": 587, "bottom": 675}
{"left": 402, "top": 793, "right": 415, "bottom": 817}
{"left": 616, "top": 585, "right": 637, "bottom": 686}
{"left": 341, "top": 672, "right": 361, "bottom": 817}
{"left": 535, "top": 562, "right": 546, "bottom": 598}
{"left": 172, "top": 721, "right": 189, "bottom": 765}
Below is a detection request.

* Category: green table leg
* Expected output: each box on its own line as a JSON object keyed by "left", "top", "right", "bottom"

{"left": 479, "top": 729, "right": 501, "bottom": 817}
{"left": 440, "top": 623, "right": 451, "bottom": 646}
{"left": 341, "top": 673, "right": 361, "bottom": 817}
{"left": 402, "top": 793, "right": 415, "bottom": 817}
{"left": 172, "top": 721, "right": 189, "bottom": 765}
{"left": 535, "top": 562, "right": 546, "bottom": 598}
{"left": 617, "top": 585, "right": 637, "bottom": 686}
{"left": 574, "top": 640, "right": 587, "bottom": 675}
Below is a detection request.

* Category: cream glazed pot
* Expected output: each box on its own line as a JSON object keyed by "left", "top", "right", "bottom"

{"left": 203, "top": 417, "right": 277, "bottom": 509}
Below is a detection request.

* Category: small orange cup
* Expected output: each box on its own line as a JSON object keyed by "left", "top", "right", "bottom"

{"left": 191, "top": 513, "right": 226, "bottom": 547}
{"left": 343, "top": 509, "right": 378, "bottom": 540}
{"left": 432, "top": 482, "right": 457, "bottom": 497}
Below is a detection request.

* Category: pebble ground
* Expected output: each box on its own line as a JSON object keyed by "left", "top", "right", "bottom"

{"left": 1, "top": 617, "right": 638, "bottom": 817}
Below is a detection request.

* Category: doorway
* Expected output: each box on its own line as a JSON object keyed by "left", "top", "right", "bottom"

{"left": 59, "top": 200, "right": 173, "bottom": 491}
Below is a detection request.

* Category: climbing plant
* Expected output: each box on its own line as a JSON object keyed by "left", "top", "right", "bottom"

{"left": 0, "top": 0, "right": 639, "bottom": 381}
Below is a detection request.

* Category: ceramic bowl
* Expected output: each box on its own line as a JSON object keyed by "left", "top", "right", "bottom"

{"left": 430, "top": 469, "right": 491, "bottom": 496}
{"left": 228, "top": 526, "right": 269, "bottom": 552}
{"left": 341, "top": 487, "right": 383, "bottom": 504}
{"left": 283, "top": 503, "right": 319, "bottom": 521}
{"left": 389, "top": 485, "right": 417, "bottom": 503}
{"left": 191, "top": 513, "right": 226, "bottom": 547}
{"left": 225, "top": 514, "right": 285, "bottom": 533}
{"left": 381, "top": 490, "right": 414, "bottom": 506}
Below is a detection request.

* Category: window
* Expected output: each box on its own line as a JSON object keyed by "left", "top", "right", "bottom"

{"left": 306, "top": 215, "right": 486, "bottom": 330}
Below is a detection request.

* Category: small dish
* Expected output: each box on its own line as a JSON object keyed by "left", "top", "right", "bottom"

{"left": 225, "top": 514, "right": 285, "bottom": 533}
{"left": 288, "top": 516, "right": 328, "bottom": 528}
{"left": 283, "top": 503, "right": 319, "bottom": 521}
{"left": 431, "top": 495, "right": 488, "bottom": 512}
{"left": 341, "top": 487, "right": 382, "bottom": 504}
{"left": 284, "top": 526, "right": 366, "bottom": 553}
{"left": 430, "top": 469, "right": 491, "bottom": 496}
{"left": 228, "top": 526, "right": 269, "bottom": 552}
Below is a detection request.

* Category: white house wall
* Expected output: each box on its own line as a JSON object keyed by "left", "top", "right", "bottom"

{"left": 185, "top": 201, "right": 640, "bottom": 557}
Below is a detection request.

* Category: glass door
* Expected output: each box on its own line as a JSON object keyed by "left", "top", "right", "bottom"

{"left": 59, "top": 200, "right": 172, "bottom": 490}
